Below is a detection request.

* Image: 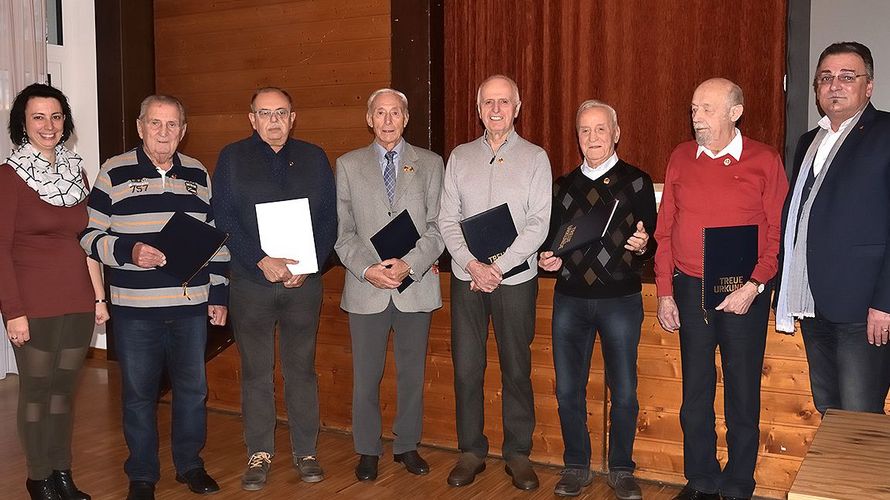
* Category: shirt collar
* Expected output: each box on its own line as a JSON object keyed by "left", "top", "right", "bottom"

{"left": 817, "top": 111, "right": 859, "bottom": 134}
{"left": 481, "top": 128, "right": 517, "bottom": 155}
{"left": 373, "top": 138, "right": 404, "bottom": 164}
{"left": 580, "top": 153, "right": 619, "bottom": 181}
{"left": 696, "top": 127, "right": 743, "bottom": 161}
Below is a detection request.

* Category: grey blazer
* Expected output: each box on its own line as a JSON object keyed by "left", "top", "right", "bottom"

{"left": 335, "top": 141, "right": 445, "bottom": 314}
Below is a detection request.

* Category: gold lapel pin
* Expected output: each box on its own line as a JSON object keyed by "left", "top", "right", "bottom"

{"left": 403, "top": 165, "right": 414, "bottom": 173}
{"left": 603, "top": 177, "right": 610, "bottom": 185}
{"left": 723, "top": 158, "right": 732, "bottom": 166}
{"left": 497, "top": 158, "right": 505, "bottom": 164}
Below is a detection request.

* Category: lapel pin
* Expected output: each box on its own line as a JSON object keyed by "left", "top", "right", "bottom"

{"left": 289, "top": 161, "right": 295, "bottom": 167}
{"left": 603, "top": 177, "right": 611, "bottom": 185}
{"left": 724, "top": 158, "right": 732, "bottom": 166}
{"left": 497, "top": 158, "right": 505, "bottom": 164}
{"left": 403, "top": 165, "right": 414, "bottom": 173}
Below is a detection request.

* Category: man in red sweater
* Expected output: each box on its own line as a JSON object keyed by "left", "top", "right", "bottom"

{"left": 653, "top": 78, "right": 788, "bottom": 500}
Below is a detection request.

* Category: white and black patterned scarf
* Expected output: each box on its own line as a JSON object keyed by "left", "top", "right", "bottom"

{"left": 5, "top": 142, "right": 88, "bottom": 207}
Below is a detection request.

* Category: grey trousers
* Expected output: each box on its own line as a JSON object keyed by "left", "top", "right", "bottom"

{"left": 450, "top": 277, "right": 538, "bottom": 459}
{"left": 349, "top": 300, "right": 431, "bottom": 455}
{"left": 229, "top": 271, "right": 322, "bottom": 458}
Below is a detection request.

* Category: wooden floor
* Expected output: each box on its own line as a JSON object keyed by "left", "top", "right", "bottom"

{"left": 1, "top": 359, "right": 682, "bottom": 499}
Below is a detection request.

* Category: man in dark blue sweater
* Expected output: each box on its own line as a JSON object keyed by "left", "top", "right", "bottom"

{"left": 539, "top": 100, "right": 656, "bottom": 499}
{"left": 212, "top": 87, "right": 336, "bottom": 491}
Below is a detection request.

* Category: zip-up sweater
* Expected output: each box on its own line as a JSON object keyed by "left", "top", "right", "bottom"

{"left": 438, "top": 130, "right": 552, "bottom": 285}
{"left": 80, "top": 147, "right": 230, "bottom": 319}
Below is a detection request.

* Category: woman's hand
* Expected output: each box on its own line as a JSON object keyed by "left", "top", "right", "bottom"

{"left": 7, "top": 316, "right": 30, "bottom": 347}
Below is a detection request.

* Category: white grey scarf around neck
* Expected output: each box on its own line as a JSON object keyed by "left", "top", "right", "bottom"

{"left": 5, "top": 142, "right": 88, "bottom": 207}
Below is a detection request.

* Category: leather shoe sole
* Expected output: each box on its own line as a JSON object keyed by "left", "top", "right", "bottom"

{"left": 447, "top": 460, "right": 485, "bottom": 487}
{"left": 394, "top": 451, "right": 430, "bottom": 475}
{"left": 355, "top": 455, "right": 379, "bottom": 481}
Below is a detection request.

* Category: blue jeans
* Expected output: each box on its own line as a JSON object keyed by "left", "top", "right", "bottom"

{"left": 114, "top": 315, "right": 208, "bottom": 483}
{"left": 799, "top": 315, "right": 890, "bottom": 415}
{"left": 552, "top": 291, "right": 642, "bottom": 472}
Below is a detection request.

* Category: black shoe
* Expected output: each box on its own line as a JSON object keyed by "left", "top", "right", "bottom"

{"left": 175, "top": 468, "right": 220, "bottom": 495}
{"left": 26, "top": 478, "right": 61, "bottom": 500}
{"left": 673, "top": 485, "right": 720, "bottom": 500}
{"left": 126, "top": 482, "right": 155, "bottom": 500}
{"left": 355, "top": 455, "right": 379, "bottom": 481}
{"left": 394, "top": 450, "right": 430, "bottom": 475}
{"left": 51, "top": 470, "right": 90, "bottom": 500}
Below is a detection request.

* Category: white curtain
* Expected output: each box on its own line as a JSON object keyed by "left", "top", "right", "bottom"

{"left": 0, "top": 0, "right": 48, "bottom": 378}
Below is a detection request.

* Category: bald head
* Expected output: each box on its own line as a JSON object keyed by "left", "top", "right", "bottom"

{"left": 691, "top": 78, "right": 744, "bottom": 151}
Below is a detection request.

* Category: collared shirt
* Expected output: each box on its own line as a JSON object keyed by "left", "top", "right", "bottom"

{"left": 580, "top": 153, "right": 619, "bottom": 181}
{"left": 373, "top": 139, "right": 404, "bottom": 179}
{"left": 813, "top": 113, "right": 857, "bottom": 176}
{"left": 696, "top": 128, "right": 743, "bottom": 161}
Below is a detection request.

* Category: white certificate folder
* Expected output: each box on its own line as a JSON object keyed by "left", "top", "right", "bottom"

{"left": 255, "top": 198, "right": 319, "bottom": 275}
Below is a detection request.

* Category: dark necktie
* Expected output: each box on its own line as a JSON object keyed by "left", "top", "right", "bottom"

{"left": 384, "top": 150, "right": 397, "bottom": 204}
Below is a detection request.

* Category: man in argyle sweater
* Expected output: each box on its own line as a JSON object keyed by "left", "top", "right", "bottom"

{"left": 539, "top": 100, "right": 656, "bottom": 499}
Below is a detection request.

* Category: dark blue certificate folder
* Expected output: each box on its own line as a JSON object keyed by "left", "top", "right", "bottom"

{"left": 459, "top": 203, "right": 530, "bottom": 279}
{"left": 702, "top": 224, "right": 758, "bottom": 309}
{"left": 370, "top": 209, "right": 421, "bottom": 292}
{"left": 549, "top": 199, "right": 619, "bottom": 256}
{"left": 153, "top": 212, "right": 228, "bottom": 286}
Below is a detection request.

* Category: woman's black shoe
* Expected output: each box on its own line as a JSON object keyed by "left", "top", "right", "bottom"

{"left": 51, "top": 470, "right": 91, "bottom": 500}
{"left": 26, "top": 478, "right": 62, "bottom": 500}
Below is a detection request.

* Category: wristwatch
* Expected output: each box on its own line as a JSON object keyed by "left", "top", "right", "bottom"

{"left": 748, "top": 278, "right": 765, "bottom": 294}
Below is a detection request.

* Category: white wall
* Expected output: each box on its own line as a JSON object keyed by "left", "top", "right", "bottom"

{"left": 809, "top": 0, "right": 890, "bottom": 125}
{"left": 47, "top": 0, "right": 105, "bottom": 348}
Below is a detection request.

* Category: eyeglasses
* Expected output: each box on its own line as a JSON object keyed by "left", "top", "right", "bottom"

{"left": 253, "top": 108, "right": 291, "bottom": 120}
{"left": 815, "top": 73, "right": 869, "bottom": 86}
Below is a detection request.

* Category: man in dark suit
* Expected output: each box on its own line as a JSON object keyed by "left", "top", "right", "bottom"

{"left": 775, "top": 41, "right": 890, "bottom": 415}
{"left": 334, "top": 88, "right": 445, "bottom": 481}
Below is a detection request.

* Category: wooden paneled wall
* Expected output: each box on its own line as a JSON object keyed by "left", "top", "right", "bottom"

{"left": 153, "top": 0, "right": 391, "bottom": 170}
{"left": 204, "top": 268, "right": 890, "bottom": 498}
{"left": 444, "top": 0, "right": 788, "bottom": 181}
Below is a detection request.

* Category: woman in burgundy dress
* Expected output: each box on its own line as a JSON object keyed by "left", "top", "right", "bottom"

{"left": 0, "top": 83, "right": 109, "bottom": 500}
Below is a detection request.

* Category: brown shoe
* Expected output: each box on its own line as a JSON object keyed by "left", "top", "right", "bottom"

{"left": 447, "top": 453, "right": 486, "bottom": 487}
{"left": 505, "top": 456, "right": 539, "bottom": 490}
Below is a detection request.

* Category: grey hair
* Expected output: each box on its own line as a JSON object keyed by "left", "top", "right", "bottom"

{"left": 138, "top": 95, "right": 187, "bottom": 124}
{"left": 366, "top": 88, "right": 409, "bottom": 114}
{"left": 575, "top": 99, "right": 618, "bottom": 129}
{"left": 475, "top": 74, "right": 521, "bottom": 108}
{"left": 727, "top": 82, "right": 744, "bottom": 107}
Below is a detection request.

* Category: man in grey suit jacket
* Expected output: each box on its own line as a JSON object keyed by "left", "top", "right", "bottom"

{"left": 334, "top": 88, "right": 445, "bottom": 481}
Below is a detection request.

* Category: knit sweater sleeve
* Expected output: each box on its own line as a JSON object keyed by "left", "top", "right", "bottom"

{"left": 654, "top": 152, "right": 680, "bottom": 297}
{"left": 211, "top": 145, "right": 267, "bottom": 269}
{"left": 79, "top": 165, "right": 137, "bottom": 267}
{"left": 749, "top": 150, "right": 789, "bottom": 284}
{"left": 494, "top": 148, "right": 553, "bottom": 273}
{"left": 0, "top": 167, "right": 25, "bottom": 320}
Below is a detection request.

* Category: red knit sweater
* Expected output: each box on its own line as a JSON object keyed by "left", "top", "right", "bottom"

{"left": 654, "top": 138, "right": 789, "bottom": 297}
{"left": 0, "top": 164, "right": 95, "bottom": 320}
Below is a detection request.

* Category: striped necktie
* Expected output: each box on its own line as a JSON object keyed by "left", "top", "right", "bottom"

{"left": 384, "top": 150, "right": 397, "bottom": 204}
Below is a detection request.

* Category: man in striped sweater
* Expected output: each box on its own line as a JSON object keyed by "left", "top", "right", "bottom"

{"left": 80, "top": 95, "right": 229, "bottom": 500}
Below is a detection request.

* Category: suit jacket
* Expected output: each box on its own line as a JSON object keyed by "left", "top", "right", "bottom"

{"left": 335, "top": 141, "right": 445, "bottom": 314}
{"left": 777, "top": 103, "right": 890, "bottom": 323}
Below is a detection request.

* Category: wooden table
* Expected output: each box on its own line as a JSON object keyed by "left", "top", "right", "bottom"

{"left": 788, "top": 409, "right": 890, "bottom": 499}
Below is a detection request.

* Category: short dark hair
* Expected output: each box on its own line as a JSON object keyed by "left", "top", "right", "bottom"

{"left": 817, "top": 41, "right": 875, "bottom": 79}
{"left": 251, "top": 87, "right": 293, "bottom": 110}
{"left": 7, "top": 83, "right": 75, "bottom": 146}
